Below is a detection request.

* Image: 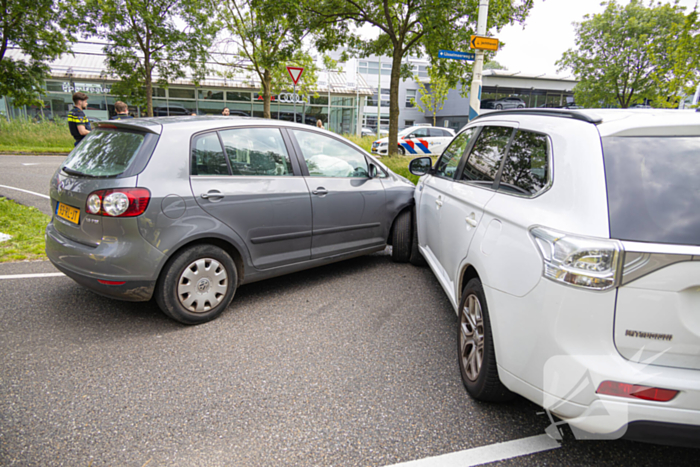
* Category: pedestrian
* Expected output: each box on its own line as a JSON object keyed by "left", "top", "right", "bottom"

{"left": 110, "top": 101, "right": 133, "bottom": 120}
{"left": 68, "top": 92, "right": 91, "bottom": 146}
{"left": 316, "top": 119, "right": 324, "bottom": 129}
{"left": 222, "top": 107, "right": 230, "bottom": 116}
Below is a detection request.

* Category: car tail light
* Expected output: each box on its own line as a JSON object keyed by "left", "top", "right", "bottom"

{"left": 530, "top": 226, "right": 622, "bottom": 290}
{"left": 596, "top": 381, "right": 678, "bottom": 402}
{"left": 97, "top": 280, "right": 126, "bottom": 286}
{"left": 85, "top": 188, "right": 150, "bottom": 217}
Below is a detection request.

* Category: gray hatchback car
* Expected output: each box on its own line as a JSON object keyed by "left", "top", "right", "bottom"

{"left": 46, "top": 116, "right": 415, "bottom": 324}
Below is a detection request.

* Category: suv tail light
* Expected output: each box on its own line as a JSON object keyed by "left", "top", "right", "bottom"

{"left": 530, "top": 226, "right": 622, "bottom": 290}
{"left": 85, "top": 188, "right": 151, "bottom": 217}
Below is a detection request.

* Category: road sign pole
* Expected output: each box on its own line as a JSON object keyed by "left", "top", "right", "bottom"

{"left": 469, "top": 0, "right": 490, "bottom": 121}
{"left": 294, "top": 83, "right": 297, "bottom": 123}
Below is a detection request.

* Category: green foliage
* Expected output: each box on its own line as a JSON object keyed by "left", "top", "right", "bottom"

{"left": 411, "top": 67, "right": 450, "bottom": 126}
{"left": 0, "top": 197, "right": 50, "bottom": 262}
{"left": 307, "top": 0, "right": 533, "bottom": 153}
{"left": 0, "top": 0, "right": 76, "bottom": 107}
{"left": 557, "top": 0, "right": 698, "bottom": 108}
{"left": 83, "top": 0, "right": 219, "bottom": 116}
{"left": 483, "top": 60, "right": 507, "bottom": 71}
{"left": 0, "top": 117, "right": 74, "bottom": 153}
{"left": 212, "top": 0, "right": 320, "bottom": 119}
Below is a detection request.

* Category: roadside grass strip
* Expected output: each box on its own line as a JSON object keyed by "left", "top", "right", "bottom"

{"left": 386, "top": 434, "right": 561, "bottom": 467}
{"left": 0, "top": 197, "right": 50, "bottom": 262}
{"left": 0, "top": 117, "right": 75, "bottom": 154}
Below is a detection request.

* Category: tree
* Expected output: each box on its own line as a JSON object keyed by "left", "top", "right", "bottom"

{"left": 0, "top": 0, "right": 75, "bottom": 107}
{"left": 411, "top": 66, "right": 450, "bottom": 126}
{"left": 307, "top": 0, "right": 533, "bottom": 154}
{"left": 83, "top": 0, "right": 218, "bottom": 117}
{"left": 483, "top": 60, "right": 507, "bottom": 71}
{"left": 211, "top": 0, "right": 319, "bottom": 119}
{"left": 557, "top": 0, "right": 697, "bottom": 109}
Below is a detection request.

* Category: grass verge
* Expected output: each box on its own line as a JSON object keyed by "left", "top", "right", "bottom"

{"left": 0, "top": 118, "right": 75, "bottom": 154}
{"left": 0, "top": 197, "right": 50, "bottom": 262}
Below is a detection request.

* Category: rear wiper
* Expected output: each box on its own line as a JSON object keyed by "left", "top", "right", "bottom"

{"left": 62, "top": 166, "right": 87, "bottom": 176}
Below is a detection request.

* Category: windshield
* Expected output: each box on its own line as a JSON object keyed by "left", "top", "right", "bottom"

{"left": 63, "top": 129, "right": 145, "bottom": 177}
{"left": 603, "top": 136, "right": 700, "bottom": 246}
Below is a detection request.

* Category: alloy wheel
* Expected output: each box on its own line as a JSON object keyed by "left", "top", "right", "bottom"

{"left": 460, "top": 293, "right": 485, "bottom": 381}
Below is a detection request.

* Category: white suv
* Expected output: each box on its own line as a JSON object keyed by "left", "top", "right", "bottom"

{"left": 409, "top": 109, "right": 700, "bottom": 445}
{"left": 371, "top": 125, "right": 455, "bottom": 156}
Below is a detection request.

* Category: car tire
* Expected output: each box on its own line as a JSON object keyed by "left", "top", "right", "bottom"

{"left": 391, "top": 209, "right": 412, "bottom": 263}
{"left": 517, "top": 104, "right": 524, "bottom": 108}
{"left": 458, "top": 278, "right": 514, "bottom": 402}
{"left": 495, "top": 104, "right": 503, "bottom": 110}
{"left": 409, "top": 207, "right": 426, "bottom": 267}
{"left": 155, "top": 244, "right": 238, "bottom": 325}
{"left": 397, "top": 145, "right": 406, "bottom": 156}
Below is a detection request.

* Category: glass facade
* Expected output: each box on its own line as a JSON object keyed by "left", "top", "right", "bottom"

{"left": 4, "top": 80, "right": 360, "bottom": 134}
{"left": 481, "top": 86, "right": 575, "bottom": 108}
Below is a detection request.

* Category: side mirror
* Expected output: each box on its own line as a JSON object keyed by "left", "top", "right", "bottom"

{"left": 408, "top": 133, "right": 416, "bottom": 139}
{"left": 368, "top": 163, "right": 378, "bottom": 178}
{"left": 409, "top": 157, "right": 432, "bottom": 176}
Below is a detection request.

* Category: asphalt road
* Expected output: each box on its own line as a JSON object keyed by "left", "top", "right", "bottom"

{"left": 0, "top": 154, "right": 66, "bottom": 215}
{"left": 0, "top": 154, "right": 698, "bottom": 465}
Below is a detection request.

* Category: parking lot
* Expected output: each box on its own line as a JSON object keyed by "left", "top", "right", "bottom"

{"left": 0, "top": 155, "right": 697, "bottom": 466}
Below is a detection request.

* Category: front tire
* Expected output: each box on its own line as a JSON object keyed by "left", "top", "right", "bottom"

{"left": 495, "top": 104, "right": 503, "bottom": 110}
{"left": 391, "top": 209, "right": 411, "bottom": 263}
{"left": 156, "top": 244, "right": 238, "bottom": 325}
{"left": 397, "top": 145, "right": 406, "bottom": 156}
{"left": 458, "top": 278, "right": 513, "bottom": 401}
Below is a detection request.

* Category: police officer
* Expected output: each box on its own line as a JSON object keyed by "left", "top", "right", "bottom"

{"left": 67, "top": 92, "right": 91, "bottom": 146}
{"left": 110, "top": 101, "right": 134, "bottom": 120}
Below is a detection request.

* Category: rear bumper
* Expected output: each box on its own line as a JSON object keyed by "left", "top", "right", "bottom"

{"left": 46, "top": 220, "right": 164, "bottom": 301}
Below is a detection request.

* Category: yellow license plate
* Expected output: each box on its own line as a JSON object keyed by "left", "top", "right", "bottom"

{"left": 56, "top": 202, "right": 80, "bottom": 224}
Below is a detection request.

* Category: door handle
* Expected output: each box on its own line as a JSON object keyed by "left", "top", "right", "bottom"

{"left": 435, "top": 198, "right": 443, "bottom": 208}
{"left": 201, "top": 191, "right": 224, "bottom": 200}
{"left": 312, "top": 187, "right": 329, "bottom": 196}
{"left": 466, "top": 213, "right": 478, "bottom": 227}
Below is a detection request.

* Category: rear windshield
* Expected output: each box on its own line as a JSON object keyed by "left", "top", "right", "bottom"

{"left": 63, "top": 129, "right": 146, "bottom": 177}
{"left": 603, "top": 136, "right": 700, "bottom": 246}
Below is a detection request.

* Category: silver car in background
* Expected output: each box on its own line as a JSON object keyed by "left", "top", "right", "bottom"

{"left": 46, "top": 116, "right": 416, "bottom": 324}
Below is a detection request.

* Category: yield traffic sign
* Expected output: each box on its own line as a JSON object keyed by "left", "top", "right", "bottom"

{"left": 470, "top": 35, "right": 499, "bottom": 51}
{"left": 286, "top": 66, "right": 304, "bottom": 85}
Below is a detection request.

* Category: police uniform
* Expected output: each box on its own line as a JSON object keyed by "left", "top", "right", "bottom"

{"left": 110, "top": 114, "right": 134, "bottom": 120}
{"left": 67, "top": 106, "right": 91, "bottom": 145}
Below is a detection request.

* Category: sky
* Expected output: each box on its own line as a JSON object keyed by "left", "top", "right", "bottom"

{"left": 492, "top": 0, "right": 699, "bottom": 77}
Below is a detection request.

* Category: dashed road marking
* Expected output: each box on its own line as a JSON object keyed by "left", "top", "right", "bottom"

{"left": 385, "top": 434, "right": 561, "bottom": 467}
{"left": 0, "top": 184, "right": 50, "bottom": 199}
{"left": 0, "top": 273, "right": 65, "bottom": 280}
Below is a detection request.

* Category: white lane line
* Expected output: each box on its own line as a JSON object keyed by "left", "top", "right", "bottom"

{"left": 0, "top": 273, "right": 65, "bottom": 280}
{"left": 22, "top": 163, "right": 40, "bottom": 166}
{"left": 0, "top": 184, "right": 50, "bottom": 200}
{"left": 385, "top": 434, "right": 560, "bottom": 467}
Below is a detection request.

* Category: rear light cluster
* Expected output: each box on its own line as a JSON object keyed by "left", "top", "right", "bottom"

{"left": 530, "top": 226, "right": 622, "bottom": 290}
{"left": 85, "top": 188, "right": 151, "bottom": 217}
{"left": 596, "top": 381, "right": 679, "bottom": 402}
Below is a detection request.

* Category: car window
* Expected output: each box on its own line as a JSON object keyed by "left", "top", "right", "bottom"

{"left": 428, "top": 128, "right": 447, "bottom": 137}
{"left": 412, "top": 128, "right": 429, "bottom": 138}
{"left": 219, "top": 128, "right": 293, "bottom": 176}
{"left": 292, "top": 130, "right": 369, "bottom": 178}
{"left": 192, "top": 132, "right": 229, "bottom": 176}
{"left": 460, "top": 126, "right": 513, "bottom": 185}
{"left": 63, "top": 129, "right": 146, "bottom": 177}
{"left": 434, "top": 127, "right": 476, "bottom": 179}
{"left": 498, "top": 130, "right": 549, "bottom": 196}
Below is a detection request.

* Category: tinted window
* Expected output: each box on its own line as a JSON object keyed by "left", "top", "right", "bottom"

{"left": 603, "top": 137, "right": 700, "bottom": 246}
{"left": 293, "top": 130, "right": 368, "bottom": 178}
{"left": 192, "top": 132, "right": 228, "bottom": 175}
{"left": 461, "top": 126, "right": 512, "bottom": 185}
{"left": 428, "top": 128, "right": 447, "bottom": 137}
{"left": 411, "top": 128, "right": 429, "bottom": 138}
{"left": 434, "top": 128, "right": 476, "bottom": 179}
{"left": 498, "top": 130, "right": 549, "bottom": 196}
{"left": 63, "top": 129, "right": 145, "bottom": 177}
{"left": 219, "top": 128, "right": 292, "bottom": 176}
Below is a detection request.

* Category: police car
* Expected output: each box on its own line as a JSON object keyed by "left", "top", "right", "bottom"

{"left": 371, "top": 125, "right": 455, "bottom": 156}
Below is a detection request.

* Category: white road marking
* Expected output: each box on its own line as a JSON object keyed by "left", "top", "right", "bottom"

{"left": 385, "top": 434, "right": 561, "bottom": 467}
{"left": 0, "top": 184, "right": 50, "bottom": 199}
{"left": 22, "top": 163, "right": 40, "bottom": 166}
{"left": 0, "top": 272, "right": 65, "bottom": 280}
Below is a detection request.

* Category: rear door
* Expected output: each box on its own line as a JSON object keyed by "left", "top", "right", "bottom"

{"left": 400, "top": 127, "right": 433, "bottom": 155}
{"left": 289, "top": 129, "right": 387, "bottom": 259}
{"left": 190, "top": 127, "right": 313, "bottom": 270}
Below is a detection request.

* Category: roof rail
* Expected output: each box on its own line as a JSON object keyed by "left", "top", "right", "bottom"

{"left": 471, "top": 108, "right": 603, "bottom": 124}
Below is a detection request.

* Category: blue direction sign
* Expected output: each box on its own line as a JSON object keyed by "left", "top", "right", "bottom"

{"left": 438, "top": 49, "right": 475, "bottom": 61}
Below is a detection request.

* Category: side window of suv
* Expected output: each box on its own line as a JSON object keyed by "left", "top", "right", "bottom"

{"left": 460, "top": 126, "right": 513, "bottom": 186}
{"left": 498, "top": 130, "right": 550, "bottom": 196}
{"left": 434, "top": 127, "right": 476, "bottom": 179}
{"left": 192, "top": 132, "right": 229, "bottom": 176}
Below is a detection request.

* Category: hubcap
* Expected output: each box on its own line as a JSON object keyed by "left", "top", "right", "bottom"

{"left": 177, "top": 258, "right": 228, "bottom": 313}
{"left": 460, "top": 294, "right": 485, "bottom": 382}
